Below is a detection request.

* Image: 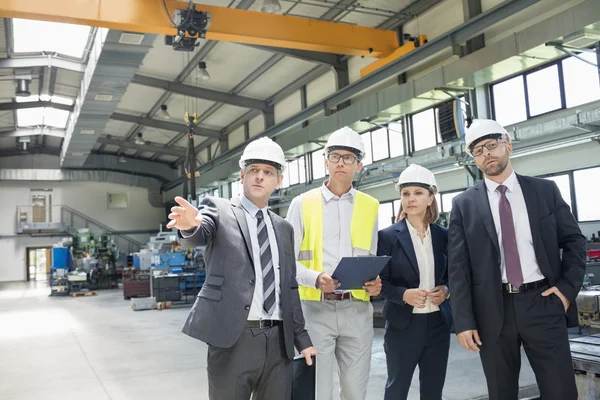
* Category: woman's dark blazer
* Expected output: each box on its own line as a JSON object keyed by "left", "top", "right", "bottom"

{"left": 377, "top": 219, "right": 453, "bottom": 330}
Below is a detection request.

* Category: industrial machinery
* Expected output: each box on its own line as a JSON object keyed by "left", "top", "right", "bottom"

{"left": 576, "top": 286, "right": 600, "bottom": 329}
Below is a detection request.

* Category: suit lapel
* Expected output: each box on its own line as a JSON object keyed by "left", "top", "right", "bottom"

{"left": 430, "top": 225, "right": 445, "bottom": 284}
{"left": 474, "top": 181, "right": 500, "bottom": 253}
{"left": 230, "top": 196, "right": 254, "bottom": 268}
{"left": 395, "top": 220, "right": 420, "bottom": 279}
{"left": 517, "top": 174, "right": 541, "bottom": 253}
{"left": 269, "top": 211, "right": 286, "bottom": 289}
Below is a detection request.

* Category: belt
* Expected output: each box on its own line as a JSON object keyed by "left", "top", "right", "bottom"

{"left": 245, "top": 320, "right": 281, "bottom": 329}
{"left": 322, "top": 292, "right": 352, "bottom": 301}
{"left": 503, "top": 278, "right": 548, "bottom": 294}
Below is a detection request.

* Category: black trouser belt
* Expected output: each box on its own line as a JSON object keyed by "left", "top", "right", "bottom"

{"left": 503, "top": 278, "right": 548, "bottom": 293}
{"left": 245, "top": 320, "right": 282, "bottom": 329}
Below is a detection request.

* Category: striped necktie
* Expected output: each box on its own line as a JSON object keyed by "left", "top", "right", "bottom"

{"left": 256, "top": 210, "right": 276, "bottom": 315}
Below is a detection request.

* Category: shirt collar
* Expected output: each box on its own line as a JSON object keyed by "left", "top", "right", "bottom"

{"left": 320, "top": 180, "right": 355, "bottom": 202}
{"left": 405, "top": 219, "right": 430, "bottom": 237}
{"left": 240, "top": 194, "right": 268, "bottom": 219}
{"left": 485, "top": 170, "right": 517, "bottom": 194}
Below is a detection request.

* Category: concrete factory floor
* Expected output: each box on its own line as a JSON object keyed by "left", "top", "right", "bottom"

{"left": 0, "top": 281, "right": 541, "bottom": 400}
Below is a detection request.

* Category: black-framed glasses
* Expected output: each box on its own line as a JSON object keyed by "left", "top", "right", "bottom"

{"left": 326, "top": 153, "right": 357, "bottom": 165}
{"left": 471, "top": 138, "right": 506, "bottom": 157}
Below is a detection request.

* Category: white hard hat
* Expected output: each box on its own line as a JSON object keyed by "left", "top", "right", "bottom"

{"left": 325, "top": 126, "right": 366, "bottom": 159}
{"left": 238, "top": 137, "right": 286, "bottom": 171}
{"left": 465, "top": 119, "right": 510, "bottom": 156}
{"left": 395, "top": 164, "right": 438, "bottom": 193}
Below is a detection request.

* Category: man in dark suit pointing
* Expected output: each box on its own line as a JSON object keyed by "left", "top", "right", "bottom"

{"left": 448, "top": 119, "right": 586, "bottom": 400}
{"left": 167, "top": 137, "right": 317, "bottom": 400}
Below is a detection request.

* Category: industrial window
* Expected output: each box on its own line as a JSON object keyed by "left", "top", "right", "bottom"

{"left": 573, "top": 167, "right": 600, "bottom": 222}
{"left": 12, "top": 19, "right": 91, "bottom": 59}
{"left": 297, "top": 156, "right": 307, "bottom": 184}
{"left": 562, "top": 53, "right": 600, "bottom": 108}
{"left": 15, "top": 95, "right": 73, "bottom": 129}
{"left": 544, "top": 174, "right": 572, "bottom": 212}
{"left": 526, "top": 65, "right": 563, "bottom": 117}
{"left": 388, "top": 122, "right": 404, "bottom": 158}
{"left": 412, "top": 108, "right": 437, "bottom": 151}
{"left": 441, "top": 191, "right": 462, "bottom": 213}
{"left": 230, "top": 180, "right": 241, "bottom": 199}
{"left": 491, "top": 76, "right": 527, "bottom": 127}
{"left": 288, "top": 159, "right": 300, "bottom": 186}
{"left": 311, "top": 149, "right": 326, "bottom": 180}
{"left": 361, "top": 132, "right": 373, "bottom": 166}
{"left": 212, "top": 188, "right": 220, "bottom": 198}
{"left": 371, "top": 128, "right": 390, "bottom": 161}
{"left": 378, "top": 202, "right": 395, "bottom": 230}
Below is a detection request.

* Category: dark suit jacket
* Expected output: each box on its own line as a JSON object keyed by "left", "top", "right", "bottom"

{"left": 178, "top": 196, "right": 312, "bottom": 360}
{"left": 377, "top": 219, "right": 453, "bottom": 330}
{"left": 448, "top": 174, "right": 586, "bottom": 344}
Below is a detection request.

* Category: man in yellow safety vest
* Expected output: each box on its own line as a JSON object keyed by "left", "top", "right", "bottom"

{"left": 286, "top": 126, "right": 382, "bottom": 400}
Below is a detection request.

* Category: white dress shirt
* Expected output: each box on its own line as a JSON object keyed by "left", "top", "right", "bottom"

{"left": 405, "top": 220, "right": 439, "bottom": 314}
{"left": 286, "top": 181, "right": 378, "bottom": 290}
{"left": 484, "top": 171, "right": 545, "bottom": 284}
{"left": 239, "top": 195, "right": 282, "bottom": 320}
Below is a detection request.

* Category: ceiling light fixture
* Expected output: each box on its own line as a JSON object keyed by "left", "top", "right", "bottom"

{"left": 160, "top": 104, "right": 171, "bottom": 119}
{"left": 261, "top": 0, "right": 282, "bottom": 13}
{"left": 197, "top": 61, "right": 210, "bottom": 80}
{"left": 135, "top": 132, "right": 145, "bottom": 145}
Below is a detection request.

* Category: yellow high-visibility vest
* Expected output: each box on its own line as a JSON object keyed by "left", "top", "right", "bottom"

{"left": 297, "top": 187, "right": 379, "bottom": 301}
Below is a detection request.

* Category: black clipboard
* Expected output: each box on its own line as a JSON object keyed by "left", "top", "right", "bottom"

{"left": 331, "top": 256, "right": 391, "bottom": 290}
{"left": 292, "top": 355, "right": 316, "bottom": 400}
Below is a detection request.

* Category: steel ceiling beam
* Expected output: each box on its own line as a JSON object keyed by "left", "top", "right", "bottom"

{"left": 110, "top": 112, "right": 221, "bottom": 139}
{"left": 97, "top": 136, "right": 186, "bottom": 157}
{"left": 0, "top": 128, "right": 66, "bottom": 138}
{"left": 132, "top": 74, "right": 269, "bottom": 111}
{"left": 0, "top": 101, "right": 74, "bottom": 112}
{"left": 0, "top": 147, "right": 61, "bottom": 157}
{"left": 0, "top": 56, "right": 86, "bottom": 73}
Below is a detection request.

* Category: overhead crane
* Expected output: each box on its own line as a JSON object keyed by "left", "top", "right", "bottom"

{"left": 0, "top": 0, "right": 427, "bottom": 77}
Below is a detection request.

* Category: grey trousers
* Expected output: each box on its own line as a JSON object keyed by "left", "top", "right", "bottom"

{"left": 302, "top": 299, "right": 374, "bottom": 400}
{"left": 207, "top": 325, "right": 292, "bottom": 400}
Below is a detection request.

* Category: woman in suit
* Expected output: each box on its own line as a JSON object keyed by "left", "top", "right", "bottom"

{"left": 377, "top": 164, "right": 453, "bottom": 400}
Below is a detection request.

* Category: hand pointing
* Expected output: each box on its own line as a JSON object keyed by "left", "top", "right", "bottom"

{"left": 166, "top": 196, "right": 203, "bottom": 230}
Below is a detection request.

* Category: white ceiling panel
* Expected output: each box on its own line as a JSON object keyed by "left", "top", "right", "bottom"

{"left": 0, "top": 110, "right": 14, "bottom": 129}
{"left": 359, "top": 0, "right": 412, "bottom": 12}
{"left": 45, "top": 136, "right": 63, "bottom": 148}
{"left": 56, "top": 69, "right": 83, "bottom": 88}
{"left": 123, "top": 148, "right": 138, "bottom": 156}
{"left": 340, "top": 11, "right": 390, "bottom": 28}
{"left": 118, "top": 83, "right": 165, "bottom": 114}
{"left": 0, "top": 80, "right": 15, "bottom": 101}
{"left": 184, "top": 42, "right": 274, "bottom": 94}
{"left": 140, "top": 127, "right": 177, "bottom": 145}
{"left": 138, "top": 36, "right": 199, "bottom": 81}
{"left": 157, "top": 154, "right": 179, "bottom": 162}
{"left": 239, "top": 57, "right": 318, "bottom": 99}
{"left": 0, "top": 137, "right": 15, "bottom": 148}
{"left": 285, "top": 3, "right": 329, "bottom": 19}
{"left": 165, "top": 94, "right": 216, "bottom": 122}
{"left": 103, "top": 144, "right": 120, "bottom": 153}
{"left": 103, "top": 119, "right": 134, "bottom": 137}
{"left": 175, "top": 135, "right": 190, "bottom": 148}
{"left": 201, "top": 104, "right": 249, "bottom": 127}
{"left": 138, "top": 152, "right": 154, "bottom": 159}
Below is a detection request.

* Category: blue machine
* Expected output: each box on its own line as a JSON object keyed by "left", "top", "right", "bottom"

{"left": 152, "top": 251, "right": 187, "bottom": 269}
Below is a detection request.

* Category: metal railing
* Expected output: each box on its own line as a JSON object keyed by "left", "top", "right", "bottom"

{"left": 15, "top": 205, "right": 143, "bottom": 254}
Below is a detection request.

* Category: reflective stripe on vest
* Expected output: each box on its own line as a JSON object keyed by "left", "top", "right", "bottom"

{"left": 298, "top": 188, "right": 379, "bottom": 301}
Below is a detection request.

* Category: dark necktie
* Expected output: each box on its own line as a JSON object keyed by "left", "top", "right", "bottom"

{"left": 256, "top": 210, "right": 276, "bottom": 315}
{"left": 497, "top": 185, "right": 524, "bottom": 288}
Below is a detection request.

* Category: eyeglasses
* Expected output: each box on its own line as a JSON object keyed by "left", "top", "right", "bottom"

{"left": 327, "top": 153, "right": 358, "bottom": 165}
{"left": 471, "top": 138, "right": 506, "bottom": 157}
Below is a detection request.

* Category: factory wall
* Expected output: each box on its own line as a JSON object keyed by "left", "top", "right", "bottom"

{"left": 0, "top": 181, "right": 164, "bottom": 282}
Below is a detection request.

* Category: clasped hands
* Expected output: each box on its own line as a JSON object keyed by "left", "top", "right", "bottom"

{"left": 403, "top": 286, "right": 448, "bottom": 308}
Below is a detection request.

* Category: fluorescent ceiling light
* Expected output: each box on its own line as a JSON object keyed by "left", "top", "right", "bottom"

{"left": 12, "top": 19, "right": 91, "bottom": 59}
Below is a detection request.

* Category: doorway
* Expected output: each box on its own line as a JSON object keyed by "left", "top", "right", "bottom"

{"left": 26, "top": 247, "right": 52, "bottom": 282}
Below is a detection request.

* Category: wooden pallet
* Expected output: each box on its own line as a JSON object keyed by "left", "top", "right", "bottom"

{"left": 70, "top": 291, "right": 98, "bottom": 297}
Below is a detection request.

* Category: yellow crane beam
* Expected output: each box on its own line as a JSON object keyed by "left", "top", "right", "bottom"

{"left": 0, "top": 0, "right": 402, "bottom": 58}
